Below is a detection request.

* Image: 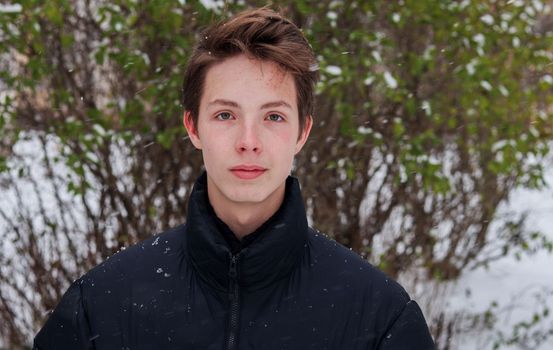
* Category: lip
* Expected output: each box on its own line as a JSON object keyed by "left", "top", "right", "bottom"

{"left": 230, "top": 165, "right": 267, "bottom": 180}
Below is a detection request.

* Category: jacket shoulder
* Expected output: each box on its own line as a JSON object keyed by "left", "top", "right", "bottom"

{"left": 306, "top": 229, "right": 410, "bottom": 318}
{"left": 307, "top": 227, "right": 407, "bottom": 297}
{"left": 305, "top": 228, "right": 434, "bottom": 348}
{"left": 34, "top": 224, "right": 189, "bottom": 349}
{"left": 84, "top": 224, "right": 187, "bottom": 283}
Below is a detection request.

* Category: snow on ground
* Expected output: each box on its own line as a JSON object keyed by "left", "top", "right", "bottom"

{"left": 451, "top": 166, "right": 553, "bottom": 349}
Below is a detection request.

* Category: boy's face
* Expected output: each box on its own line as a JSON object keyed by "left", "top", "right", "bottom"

{"left": 184, "top": 54, "right": 311, "bottom": 208}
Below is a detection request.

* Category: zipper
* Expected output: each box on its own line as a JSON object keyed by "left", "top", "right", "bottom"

{"left": 225, "top": 253, "right": 240, "bottom": 350}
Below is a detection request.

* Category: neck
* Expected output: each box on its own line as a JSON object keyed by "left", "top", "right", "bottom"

{"left": 207, "top": 182, "right": 286, "bottom": 240}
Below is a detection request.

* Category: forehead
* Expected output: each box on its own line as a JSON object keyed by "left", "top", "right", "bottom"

{"left": 200, "top": 55, "right": 297, "bottom": 110}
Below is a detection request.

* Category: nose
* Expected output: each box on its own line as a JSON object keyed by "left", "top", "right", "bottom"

{"left": 235, "top": 121, "right": 262, "bottom": 154}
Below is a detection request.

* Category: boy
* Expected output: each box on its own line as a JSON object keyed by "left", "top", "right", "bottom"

{"left": 34, "top": 7, "right": 435, "bottom": 349}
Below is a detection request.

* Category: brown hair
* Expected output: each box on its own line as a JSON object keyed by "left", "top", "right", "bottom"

{"left": 182, "top": 7, "right": 319, "bottom": 133}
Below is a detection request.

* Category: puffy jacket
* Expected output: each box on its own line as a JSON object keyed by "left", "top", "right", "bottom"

{"left": 34, "top": 173, "right": 435, "bottom": 349}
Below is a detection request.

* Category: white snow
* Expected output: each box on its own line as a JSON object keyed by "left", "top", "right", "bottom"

{"left": 421, "top": 101, "right": 432, "bottom": 116}
{"left": 383, "top": 71, "right": 398, "bottom": 89}
{"left": 452, "top": 162, "right": 553, "bottom": 349}
{"left": 0, "top": 4, "right": 22, "bottom": 13}
{"left": 371, "top": 51, "right": 382, "bottom": 63}
{"left": 326, "top": 11, "right": 338, "bottom": 21}
{"left": 473, "top": 33, "right": 486, "bottom": 47}
{"left": 325, "top": 65, "right": 342, "bottom": 76}
{"left": 480, "top": 14, "right": 495, "bottom": 25}
{"left": 480, "top": 80, "right": 493, "bottom": 91}
{"left": 542, "top": 75, "right": 553, "bottom": 85}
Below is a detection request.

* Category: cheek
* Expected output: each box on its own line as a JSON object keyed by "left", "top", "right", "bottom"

{"left": 270, "top": 125, "right": 296, "bottom": 144}
{"left": 268, "top": 128, "right": 298, "bottom": 155}
{"left": 197, "top": 131, "right": 222, "bottom": 163}
{"left": 275, "top": 136, "right": 299, "bottom": 163}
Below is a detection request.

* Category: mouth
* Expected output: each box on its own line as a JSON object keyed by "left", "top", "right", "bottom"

{"left": 230, "top": 165, "right": 267, "bottom": 180}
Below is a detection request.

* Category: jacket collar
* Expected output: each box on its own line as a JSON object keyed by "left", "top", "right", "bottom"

{"left": 185, "top": 172, "right": 308, "bottom": 292}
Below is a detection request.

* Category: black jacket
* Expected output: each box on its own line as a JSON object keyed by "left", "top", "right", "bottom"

{"left": 34, "top": 174, "right": 435, "bottom": 349}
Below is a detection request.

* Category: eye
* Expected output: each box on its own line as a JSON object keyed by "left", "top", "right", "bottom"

{"left": 266, "top": 113, "right": 284, "bottom": 122}
{"left": 215, "top": 112, "right": 233, "bottom": 121}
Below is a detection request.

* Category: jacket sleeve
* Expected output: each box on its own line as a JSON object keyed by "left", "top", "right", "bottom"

{"left": 33, "top": 279, "right": 94, "bottom": 350}
{"left": 376, "top": 300, "right": 436, "bottom": 350}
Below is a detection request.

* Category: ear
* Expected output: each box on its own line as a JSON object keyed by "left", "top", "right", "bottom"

{"left": 295, "top": 115, "right": 313, "bottom": 154}
{"left": 183, "top": 111, "right": 202, "bottom": 150}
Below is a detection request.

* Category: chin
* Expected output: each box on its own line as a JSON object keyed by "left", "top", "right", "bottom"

{"left": 225, "top": 188, "right": 273, "bottom": 204}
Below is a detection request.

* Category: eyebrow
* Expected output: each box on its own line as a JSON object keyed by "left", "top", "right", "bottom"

{"left": 207, "top": 99, "right": 293, "bottom": 110}
{"left": 260, "top": 101, "right": 293, "bottom": 110}
{"left": 208, "top": 99, "right": 239, "bottom": 108}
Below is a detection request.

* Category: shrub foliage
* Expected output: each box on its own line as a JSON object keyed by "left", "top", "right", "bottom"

{"left": 0, "top": 0, "right": 552, "bottom": 347}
